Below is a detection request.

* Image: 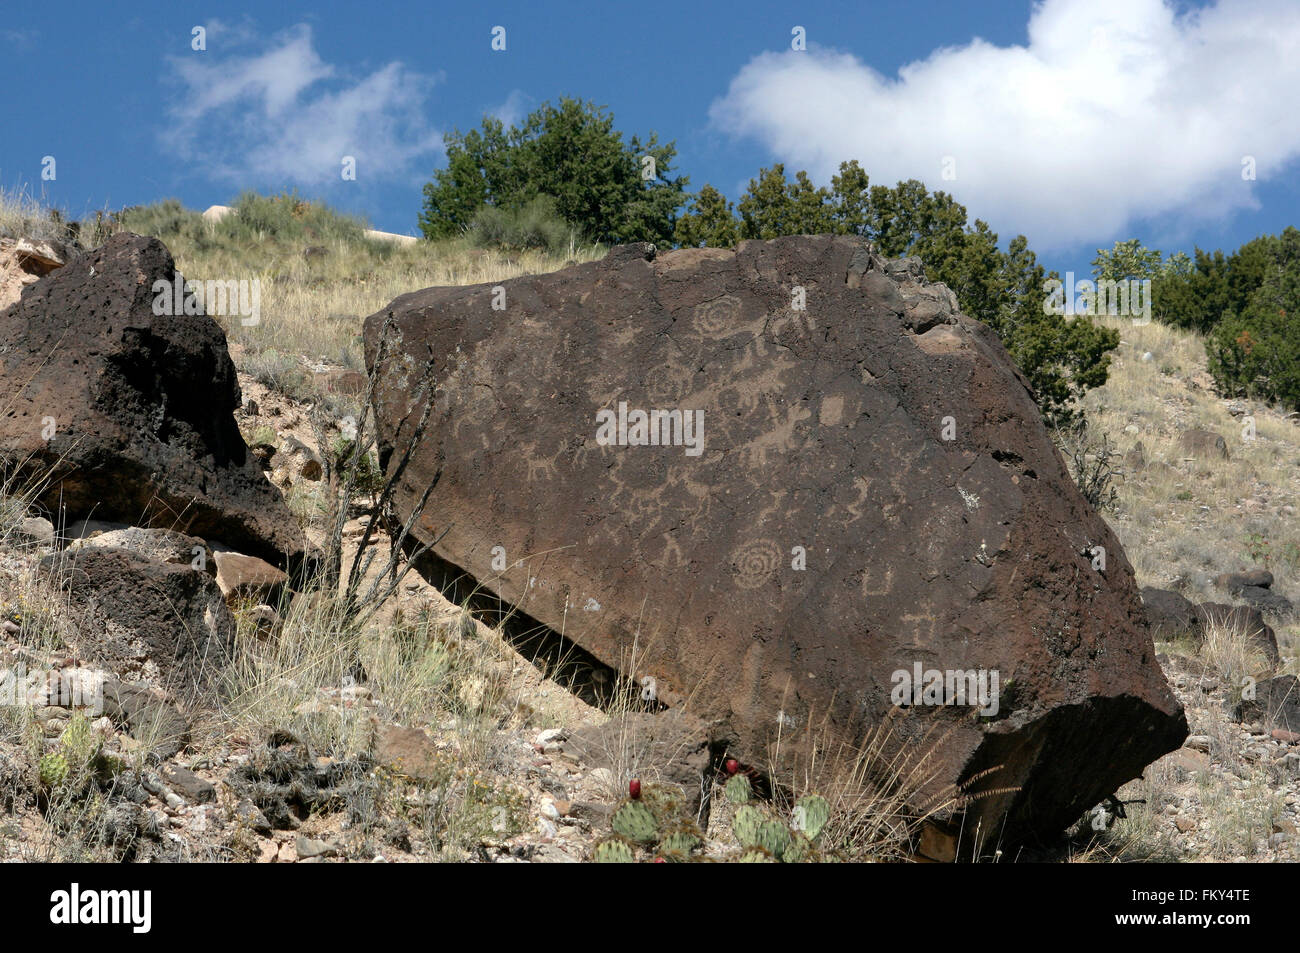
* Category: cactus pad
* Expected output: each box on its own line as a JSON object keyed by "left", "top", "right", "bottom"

{"left": 723, "top": 773, "right": 752, "bottom": 804}
{"left": 660, "top": 827, "right": 701, "bottom": 855}
{"left": 38, "top": 752, "right": 69, "bottom": 789}
{"left": 640, "top": 783, "right": 684, "bottom": 826}
{"left": 792, "top": 794, "right": 830, "bottom": 841}
{"left": 612, "top": 798, "right": 660, "bottom": 843}
{"left": 783, "top": 831, "right": 817, "bottom": 863}
{"left": 732, "top": 804, "right": 764, "bottom": 847}
{"left": 737, "top": 846, "right": 778, "bottom": 862}
{"left": 592, "top": 837, "right": 637, "bottom": 863}
{"left": 757, "top": 820, "right": 791, "bottom": 859}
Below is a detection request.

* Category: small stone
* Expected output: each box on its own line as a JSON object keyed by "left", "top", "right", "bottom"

{"left": 212, "top": 550, "right": 288, "bottom": 606}
{"left": 159, "top": 764, "right": 215, "bottom": 804}
{"left": 568, "top": 801, "right": 613, "bottom": 824}
{"left": 1185, "top": 734, "right": 1212, "bottom": 753}
{"left": 375, "top": 724, "right": 441, "bottom": 781}
{"left": 250, "top": 604, "right": 280, "bottom": 634}
{"left": 1272, "top": 729, "right": 1300, "bottom": 744}
{"left": 236, "top": 798, "right": 272, "bottom": 835}
{"left": 34, "top": 706, "right": 71, "bottom": 724}
{"left": 16, "top": 517, "right": 55, "bottom": 545}
{"left": 540, "top": 801, "right": 561, "bottom": 821}
{"left": 294, "top": 834, "right": 338, "bottom": 859}
{"left": 536, "top": 728, "right": 566, "bottom": 746}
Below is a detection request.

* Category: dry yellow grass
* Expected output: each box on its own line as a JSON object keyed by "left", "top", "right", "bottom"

{"left": 158, "top": 219, "right": 602, "bottom": 373}
{"left": 1082, "top": 314, "right": 1300, "bottom": 661}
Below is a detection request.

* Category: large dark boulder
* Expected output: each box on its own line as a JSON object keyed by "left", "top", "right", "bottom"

{"left": 363, "top": 235, "right": 1186, "bottom": 846}
{"left": 0, "top": 232, "right": 302, "bottom": 568}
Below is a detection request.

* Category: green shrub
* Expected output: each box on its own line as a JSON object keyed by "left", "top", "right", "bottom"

{"left": 467, "top": 196, "right": 582, "bottom": 256}
{"left": 1207, "top": 227, "right": 1300, "bottom": 410}
{"left": 420, "top": 97, "right": 686, "bottom": 246}
{"left": 115, "top": 198, "right": 205, "bottom": 242}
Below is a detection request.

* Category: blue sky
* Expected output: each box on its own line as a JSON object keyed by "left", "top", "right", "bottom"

{"left": 3, "top": 0, "right": 1299, "bottom": 279}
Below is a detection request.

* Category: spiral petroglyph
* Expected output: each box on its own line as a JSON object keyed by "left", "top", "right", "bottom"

{"left": 729, "top": 538, "right": 782, "bottom": 589}
{"left": 693, "top": 294, "right": 743, "bottom": 336}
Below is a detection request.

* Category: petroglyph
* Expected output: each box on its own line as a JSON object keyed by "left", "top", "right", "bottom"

{"left": 729, "top": 538, "right": 783, "bottom": 590}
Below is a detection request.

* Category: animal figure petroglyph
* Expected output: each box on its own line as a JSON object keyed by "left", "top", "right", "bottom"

{"left": 743, "top": 396, "right": 812, "bottom": 468}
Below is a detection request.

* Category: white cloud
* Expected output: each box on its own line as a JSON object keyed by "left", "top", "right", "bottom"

{"left": 709, "top": 0, "right": 1300, "bottom": 249}
{"left": 164, "top": 24, "right": 443, "bottom": 187}
{"left": 490, "top": 90, "right": 530, "bottom": 130}
{"left": 1, "top": 29, "right": 38, "bottom": 49}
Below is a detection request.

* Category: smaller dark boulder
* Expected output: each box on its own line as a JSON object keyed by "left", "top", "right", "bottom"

{"left": 1228, "top": 674, "right": 1300, "bottom": 732}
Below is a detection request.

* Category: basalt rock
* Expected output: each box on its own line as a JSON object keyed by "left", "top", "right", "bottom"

{"left": 363, "top": 234, "right": 1187, "bottom": 847}
{"left": 1141, "top": 587, "right": 1199, "bottom": 639}
{"left": 0, "top": 232, "right": 303, "bottom": 569}
{"left": 38, "top": 545, "right": 235, "bottom": 696}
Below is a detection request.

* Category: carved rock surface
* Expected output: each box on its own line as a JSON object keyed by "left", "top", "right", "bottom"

{"left": 364, "top": 235, "right": 1186, "bottom": 845}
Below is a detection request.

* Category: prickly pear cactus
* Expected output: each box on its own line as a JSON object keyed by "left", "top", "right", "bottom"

{"left": 737, "top": 846, "right": 778, "bottom": 862}
{"left": 639, "top": 783, "right": 683, "bottom": 827}
{"left": 612, "top": 799, "right": 660, "bottom": 844}
{"left": 732, "top": 804, "right": 764, "bottom": 847}
{"left": 757, "top": 819, "right": 791, "bottom": 859}
{"left": 791, "top": 794, "right": 830, "bottom": 841}
{"left": 38, "top": 752, "right": 69, "bottom": 790}
{"left": 592, "top": 837, "right": 637, "bottom": 863}
{"left": 783, "top": 831, "right": 817, "bottom": 863}
{"left": 724, "top": 773, "right": 751, "bottom": 804}
{"left": 660, "top": 827, "right": 701, "bottom": 856}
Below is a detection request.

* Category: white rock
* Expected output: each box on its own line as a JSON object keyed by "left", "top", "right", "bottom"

{"left": 536, "top": 728, "right": 566, "bottom": 745}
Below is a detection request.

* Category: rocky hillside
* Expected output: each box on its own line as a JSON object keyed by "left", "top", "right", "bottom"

{"left": 0, "top": 197, "right": 1296, "bottom": 863}
{"left": 1066, "top": 317, "right": 1300, "bottom": 861}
